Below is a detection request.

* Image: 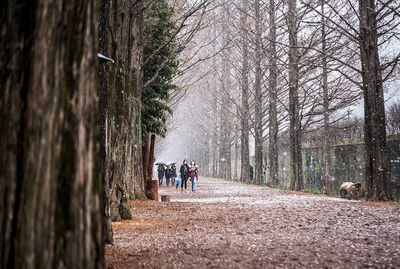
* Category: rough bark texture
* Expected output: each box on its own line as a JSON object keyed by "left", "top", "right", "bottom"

{"left": 218, "top": 19, "right": 232, "bottom": 181}
{"left": 359, "top": 0, "right": 391, "bottom": 201}
{"left": 212, "top": 131, "right": 219, "bottom": 178}
{"left": 321, "top": 1, "right": 333, "bottom": 195}
{"left": 142, "top": 132, "right": 150, "bottom": 182}
{"left": 218, "top": 100, "right": 231, "bottom": 180}
{"left": 268, "top": 0, "right": 279, "bottom": 186}
{"left": 146, "top": 180, "right": 158, "bottom": 201}
{"left": 145, "top": 134, "right": 156, "bottom": 200}
{"left": 254, "top": 0, "right": 263, "bottom": 185}
{"left": 99, "top": 0, "right": 114, "bottom": 245}
{"left": 240, "top": 0, "right": 250, "bottom": 183}
{"left": 288, "top": 0, "right": 304, "bottom": 191}
{"left": 147, "top": 134, "right": 156, "bottom": 182}
{"left": 234, "top": 124, "right": 240, "bottom": 181}
{"left": 0, "top": 1, "right": 103, "bottom": 268}
{"left": 99, "top": 0, "right": 145, "bottom": 222}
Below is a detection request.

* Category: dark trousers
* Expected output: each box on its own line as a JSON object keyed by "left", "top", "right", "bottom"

{"left": 158, "top": 173, "right": 163, "bottom": 186}
{"left": 181, "top": 176, "right": 188, "bottom": 189}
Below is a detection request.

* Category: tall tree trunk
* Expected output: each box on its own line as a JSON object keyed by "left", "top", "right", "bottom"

{"left": 268, "top": 0, "right": 279, "bottom": 186}
{"left": 234, "top": 124, "right": 240, "bottom": 181}
{"left": 212, "top": 132, "right": 218, "bottom": 178}
{"left": 226, "top": 141, "right": 232, "bottom": 180}
{"left": 288, "top": 0, "right": 304, "bottom": 190}
{"left": 321, "top": 0, "right": 332, "bottom": 195}
{"left": 222, "top": 16, "right": 233, "bottom": 181}
{"left": 99, "top": 0, "right": 113, "bottom": 244}
{"left": 205, "top": 144, "right": 211, "bottom": 177}
{"left": 127, "top": 1, "right": 145, "bottom": 200}
{"left": 359, "top": 0, "right": 391, "bottom": 201}
{"left": 240, "top": 0, "right": 250, "bottom": 182}
{"left": 100, "top": 0, "right": 145, "bottom": 221}
{"left": 0, "top": 1, "right": 103, "bottom": 268}
{"left": 218, "top": 103, "right": 225, "bottom": 179}
{"left": 142, "top": 132, "right": 150, "bottom": 182}
{"left": 145, "top": 134, "right": 156, "bottom": 200}
{"left": 254, "top": 0, "right": 263, "bottom": 185}
{"left": 147, "top": 134, "right": 156, "bottom": 182}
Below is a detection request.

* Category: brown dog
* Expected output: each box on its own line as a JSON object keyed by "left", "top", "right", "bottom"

{"left": 339, "top": 182, "right": 365, "bottom": 200}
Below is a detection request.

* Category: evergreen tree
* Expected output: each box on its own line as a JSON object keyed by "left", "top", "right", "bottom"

{"left": 142, "top": 0, "right": 180, "bottom": 138}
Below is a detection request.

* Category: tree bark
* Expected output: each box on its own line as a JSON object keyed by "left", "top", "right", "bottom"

{"left": 0, "top": 1, "right": 103, "bottom": 267}
{"left": 218, "top": 103, "right": 226, "bottom": 179}
{"left": 359, "top": 0, "right": 391, "bottom": 201}
{"left": 240, "top": 0, "right": 250, "bottom": 183}
{"left": 142, "top": 132, "right": 150, "bottom": 182}
{"left": 145, "top": 133, "right": 156, "bottom": 200}
{"left": 99, "top": 0, "right": 145, "bottom": 221}
{"left": 254, "top": 0, "right": 263, "bottom": 185}
{"left": 268, "top": 0, "right": 279, "bottom": 186}
{"left": 288, "top": 0, "right": 304, "bottom": 190}
{"left": 222, "top": 17, "right": 233, "bottom": 181}
{"left": 321, "top": 0, "right": 333, "bottom": 195}
{"left": 147, "top": 134, "right": 156, "bottom": 182}
{"left": 99, "top": 0, "right": 114, "bottom": 245}
{"left": 212, "top": 132, "right": 218, "bottom": 178}
{"left": 234, "top": 124, "right": 240, "bottom": 181}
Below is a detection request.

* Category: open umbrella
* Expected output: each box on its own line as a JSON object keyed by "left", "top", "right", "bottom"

{"left": 155, "top": 161, "right": 166, "bottom": 166}
{"left": 166, "top": 161, "right": 176, "bottom": 166}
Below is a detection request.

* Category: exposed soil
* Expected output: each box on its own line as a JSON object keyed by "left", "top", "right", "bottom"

{"left": 106, "top": 177, "right": 400, "bottom": 268}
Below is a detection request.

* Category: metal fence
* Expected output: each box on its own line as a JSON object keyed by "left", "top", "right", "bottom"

{"left": 274, "top": 139, "right": 400, "bottom": 201}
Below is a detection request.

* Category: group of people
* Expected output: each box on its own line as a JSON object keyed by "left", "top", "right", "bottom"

{"left": 157, "top": 159, "right": 199, "bottom": 192}
{"left": 157, "top": 164, "right": 177, "bottom": 187}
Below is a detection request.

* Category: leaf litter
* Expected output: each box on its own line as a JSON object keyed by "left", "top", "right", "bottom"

{"left": 106, "top": 177, "right": 400, "bottom": 268}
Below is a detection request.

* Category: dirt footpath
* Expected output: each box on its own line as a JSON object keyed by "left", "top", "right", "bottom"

{"left": 106, "top": 177, "right": 400, "bottom": 268}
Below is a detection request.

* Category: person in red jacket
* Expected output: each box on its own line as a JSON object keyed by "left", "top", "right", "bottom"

{"left": 189, "top": 160, "right": 199, "bottom": 192}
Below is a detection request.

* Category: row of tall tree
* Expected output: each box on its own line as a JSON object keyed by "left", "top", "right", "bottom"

{"left": 177, "top": 0, "right": 399, "bottom": 201}
{"left": 99, "top": 0, "right": 210, "bottom": 244}
{"left": 0, "top": 0, "right": 208, "bottom": 266}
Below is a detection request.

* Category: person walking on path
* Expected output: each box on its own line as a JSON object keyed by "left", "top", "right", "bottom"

{"left": 175, "top": 177, "right": 181, "bottom": 190}
{"left": 189, "top": 160, "right": 199, "bottom": 192}
{"left": 158, "top": 164, "right": 165, "bottom": 186}
{"left": 179, "top": 159, "right": 190, "bottom": 191}
{"left": 165, "top": 166, "right": 172, "bottom": 187}
{"left": 171, "top": 164, "right": 177, "bottom": 185}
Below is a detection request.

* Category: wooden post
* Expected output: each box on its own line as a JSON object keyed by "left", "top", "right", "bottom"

{"left": 161, "top": 195, "right": 170, "bottom": 202}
